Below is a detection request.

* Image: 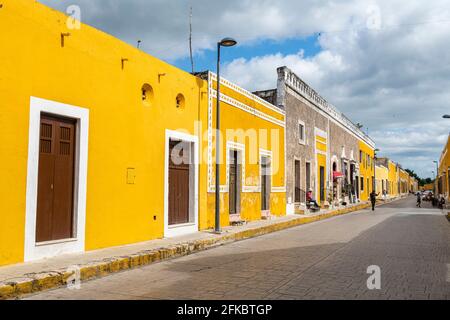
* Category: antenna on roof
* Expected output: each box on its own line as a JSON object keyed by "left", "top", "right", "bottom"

{"left": 189, "top": 6, "right": 194, "bottom": 73}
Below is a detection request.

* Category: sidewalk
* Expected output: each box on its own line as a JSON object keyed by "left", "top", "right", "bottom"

{"left": 0, "top": 200, "right": 384, "bottom": 299}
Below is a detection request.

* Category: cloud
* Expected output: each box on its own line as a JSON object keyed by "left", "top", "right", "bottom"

{"left": 220, "top": 1, "right": 450, "bottom": 177}
{"left": 38, "top": 0, "right": 450, "bottom": 177}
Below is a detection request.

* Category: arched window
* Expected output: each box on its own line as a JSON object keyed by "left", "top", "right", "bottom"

{"left": 176, "top": 94, "right": 185, "bottom": 110}
{"left": 141, "top": 84, "right": 154, "bottom": 106}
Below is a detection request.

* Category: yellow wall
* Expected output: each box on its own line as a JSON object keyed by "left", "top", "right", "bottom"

{"left": 388, "top": 161, "right": 399, "bottom": 196}
{"left": 315, "top": 135, "right": 327, "bottom": 205}
{"left": 0, "top": 0, "right": 208, "bottom": 266}
{"left": 203, "top": 74, "right": 286, "bottom": 228}
{"left": 438, "top": 134, "right": 450, "bottom": 200}
{"left": 359, "top": 141, "right": 375, "bottom": 201}
{"left": 399, "top": 170, "right": 409, "bottom": 194}
{"left": 375, "top": 165, "right": 388, "bottom": 198}
{"left": 423, "top": 183, "right": 434, "bottom": 191}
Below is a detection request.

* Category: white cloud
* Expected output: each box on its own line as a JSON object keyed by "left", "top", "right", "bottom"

{"left": 220, "top": 1, "right": 450, "bottom": 177}
{"left": 38, "top": 0, "right": 450, "bottom": 177}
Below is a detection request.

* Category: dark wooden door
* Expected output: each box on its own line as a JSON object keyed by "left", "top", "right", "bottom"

{"left": 168, "top": 140, "right": 190, "bottom": 225}
{"left": 229, "top": 150, "right": 238, "bottom": 215}
{"left": 261, "top": 157, "right": 271, "bottom": 211}
{"left": 294, "top": 160, "right": 301, "bottom": 203}
{"left": 306, "top": 162, "right": 311, "bottom": 192}
{"left": 319, "top": 166, "right": 325, "bottom": 203}
{"left": 36, "top": 115, "right": 76, "bottom": 242}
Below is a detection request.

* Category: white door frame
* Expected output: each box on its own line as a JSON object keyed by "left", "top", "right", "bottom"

{"left": 24, "top": 97, "right": 89, "bottom": 262}
{"left": 164, "top": 130, "right": 199, "bottom": 238}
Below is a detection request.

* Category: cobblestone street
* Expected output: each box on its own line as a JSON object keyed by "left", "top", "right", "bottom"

{"left": 25, "top": 197, "right": 450, "bottom": 300}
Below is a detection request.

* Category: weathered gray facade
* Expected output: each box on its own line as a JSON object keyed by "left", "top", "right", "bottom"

{"left": 255, "top": 66, "right": 375, "bottom": 213}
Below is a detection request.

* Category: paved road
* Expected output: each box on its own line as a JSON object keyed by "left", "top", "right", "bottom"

{"left": 25, "top": 197, "right": 450, "bottom": 300}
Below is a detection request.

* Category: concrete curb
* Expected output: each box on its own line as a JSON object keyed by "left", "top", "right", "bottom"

{"left": 1, "top": 202, "right": 374, "bottom": 299}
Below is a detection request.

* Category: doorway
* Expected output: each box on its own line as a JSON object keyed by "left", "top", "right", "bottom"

{"left": 168, "top": 140, "right": 191, "bottom": 226}
{"left": 294, "top": 159, "right": 301, "bottom": 203}
{"left": 261, "top": 156, "right": 271, "bottom": 212}
{"left": 229, "top": 150, "right": 241, "bottom": 216}
{"left": 25, "top": 97, "right": 89, "bottom": 262}
{"left": 36, "top": 114, "right": 76, "bottom": 243}
{"left": 164, "top": 130, "right": 199, "bottom": 238}
{"left": 319, "top": 166, "right": 325, "bottom": 203}
{"left": 306, "top": 162, "right": 311, "bottom": 193}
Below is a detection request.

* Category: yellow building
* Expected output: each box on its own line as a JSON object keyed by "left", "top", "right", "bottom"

{"left": 0, "top": 0, "right": 210, "bottom": 266}
{"left": 423, "top": 183, "right": 434, "bottom": 191}
{"left": 0, "top": 0, "right": 287, "bottom": 267}
{"left": 399, "top": 169, "right": 410, "bottom": 194}
{"left": 377, "top": 158, "right": 400, "bottom": 198}
{"left": 390, "top": 161, "right": 400, "bottom": 197}
{"left": 197, "top": 72, "right": 286, "bottom": 227}
{"left": 438, "top": 134, "right": 450, "bottom": 200}
{"left": 375, "top": 164, "right": 389, "bottom": 199}
{"left": 315, "top": 131, "right": 328, "bottom": 206}
{"left": 359, "top": 142, "right": 375, "bottom": 201}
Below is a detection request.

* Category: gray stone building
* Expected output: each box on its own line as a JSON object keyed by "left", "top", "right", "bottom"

{"left": 255, "top": 67, "right": 375, "bottom": 213}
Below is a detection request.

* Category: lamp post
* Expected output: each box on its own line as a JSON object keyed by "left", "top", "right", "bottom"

{"left": 443, "top": 115, "right": 450, "bottom": 119}
{"left": 373, "top": 149, "right": 380, "bottom": 193}
{"left": 215, "top": 37, "right": 237, "bottom": 234}
{"left": 433, "top": 160, "right": 439, "bottom": 195}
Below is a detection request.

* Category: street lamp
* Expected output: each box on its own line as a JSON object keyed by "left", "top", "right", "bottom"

{"left": 215, "top": 37, "right": 237, "bottom": 234}
{"left": 443, "top": 115, "right": 450, "bottom": 119}
{"left": 373, "top": 148, "right": 380, "bottom": 193}
{"left": 433, "top": 160, "right": 439, "bottom": 195}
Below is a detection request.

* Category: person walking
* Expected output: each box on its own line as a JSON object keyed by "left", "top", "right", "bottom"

{"left": 416, "top": 192, "right": 421, "bottom": 208}
{"left": 370, "top": 191, "right": 379, "bottom": 211}
{"left": 438, "top": 195, "right": 445, "bottom": 209}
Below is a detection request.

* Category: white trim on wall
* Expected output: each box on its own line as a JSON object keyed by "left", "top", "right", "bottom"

{"left": 164, "top": 130, "right": 199, "bottom": 238}
{"left": 298, "top": 120, "right": 306, "bottom": 145}
{"left": 24, "top": 97, "right": 89, "bottom": 262}
{"left": 314, "top": 127, "right": 328, "bottom": 203}
{"left": 206, "top": 72, "right": 286, "bottom": 193}
{"left": 209, "top": 72, "right": 285, "bottom": 116}
{"left": 226, "top": 141, "right": 246, "bottom": 193}
{"left": 259, "top": 148, "right": 273, "bottom": 191}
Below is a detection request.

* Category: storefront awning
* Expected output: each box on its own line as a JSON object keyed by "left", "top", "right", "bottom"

{"left": 333, "top": 171, "right": 345, "bottom": 180}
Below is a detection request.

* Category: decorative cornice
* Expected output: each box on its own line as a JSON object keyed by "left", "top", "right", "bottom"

{"left": 278, "top": 66, "right": 376, "bottom": 148}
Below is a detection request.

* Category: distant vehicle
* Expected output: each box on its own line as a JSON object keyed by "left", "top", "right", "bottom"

{"left": 422, "top": 190, "right": 433, "bottom": 201}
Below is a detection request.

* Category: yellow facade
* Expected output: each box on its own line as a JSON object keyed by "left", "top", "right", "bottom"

{"left": 0, "top": 0, "right": 211, "bottom": 266}
{"left": 202, "top": 73, "right": 286, "bottom": 227}
{"left": 375, "top": 165, "right": 389, "bottom": 198}
{"left": 399, "top": 169, "right": 410, "bottom": 194}
{"left": 387, "top": 161, "right": 399, "bottom": 197}
{"left": 438, "top": 134, "right": 450, "bottom": 199}
{"left": 359, "top": 141, "right": 375, "bottom": 201}
{"left": 315, "top": 133, "right": 328, "bottom": 205}
{"left": 423, "top": 183, "right": 434, "bottom": 191}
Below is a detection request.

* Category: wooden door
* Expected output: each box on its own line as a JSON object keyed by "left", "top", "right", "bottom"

{"left": 319, "top": 166, "right": 325, "bottom": 203}
{"left": 36, "top": 115, "right": 76, "bottom": 242}
{"left": 168, "top": 140, "right": 190, "bottom": 225}
{"left": 229, "top": 150, "right": 238, "bottom": 215}
{"left": 306, "top": 162, "right": 311, "bottom": 192}
{"left": 261, "top": 157, "right": 271, "bottom": 211}
{"left": 294, "top": 160, "right": 301, "bottom": 203}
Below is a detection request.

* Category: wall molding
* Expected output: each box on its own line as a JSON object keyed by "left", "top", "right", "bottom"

{"left": 207, "top": 72, "right": 286, "bottom": 193}
{"left": 24, "top": 97, "right": 89, "bottom": 262}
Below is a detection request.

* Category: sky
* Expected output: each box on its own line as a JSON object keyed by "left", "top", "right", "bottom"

{"left": 39, "top": 0, "right": 450, "bottom": 178}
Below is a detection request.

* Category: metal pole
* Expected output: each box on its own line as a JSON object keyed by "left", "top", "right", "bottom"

{"left": 215, "top": 42, "right": 221, "bottom": 233}
{"left": 435, "top": 162, "right": 439, "bottom": 195}
{"left": 373, "top": 153, "right": 376, "bottom": 194}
